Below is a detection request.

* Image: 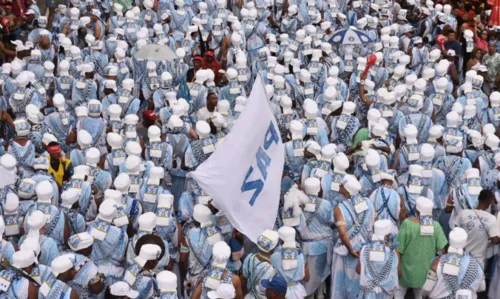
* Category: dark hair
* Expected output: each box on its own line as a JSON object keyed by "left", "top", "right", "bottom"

{"left": 448, "top": 29, "right": 456, "bottom": 35}
{"left": 472, "top": 47, "right": 482, "bottom": 58}
{"left": 47, "top": 141, "right": 60, "bottom": 147}
{"left": 479, "top": 189, "right": 494, "bottom": 202}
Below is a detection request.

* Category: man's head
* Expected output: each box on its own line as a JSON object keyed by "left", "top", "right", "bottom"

{"left": 205, "top": 49, "right": 215, "bottom": 63}
{"left": 68, "top": 232, "right": 94, "bottom": 257}
{"left": 12, "top": 250, "right": 37, "bottom": 274}
{"left": 51, "top": 254, "right": 77, "bottom": 282}
{"left": 47, "top": 142, "right": 62, "bottom": 160}
{"left": 193, "top": 55, "right": 204, "bottom": 69}
{"left": 478, "top": 189, "right": 495, "bottom": 208}
{"left": 489, "top": 41, "right": 497, "bottom": 55}
{"left": 448, "top": 30, "right": 456, "bottom": 41}
{"left": 262, "top": 274, "right": 287, "bottom": 299}
{"left": 207, "top": 92, "right": 218, "bottom": 109}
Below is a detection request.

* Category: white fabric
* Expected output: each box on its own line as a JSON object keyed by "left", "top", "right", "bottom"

{"left": 191, "top": 76, "right": 285, "bottom": 242}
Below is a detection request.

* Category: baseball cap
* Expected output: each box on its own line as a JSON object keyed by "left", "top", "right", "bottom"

{"left": 261, "top": 274, "right": 287, "bottom": 294}
{"left": 143, "top": 110, "right": 158, "bottom": 121}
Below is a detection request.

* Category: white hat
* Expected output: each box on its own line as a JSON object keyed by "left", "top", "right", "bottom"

{"left": 256, "top": 229, "right": 279, "bottom": 252}
{"left": 484, "top": 124, "right": 496, "bottom": 136}
{"left": 342, "top": 101, "right": 356, "bottom": 115}
{"left": 372, "top": 219, "right": 392, "bottom": 241}
{"left": 449, "top": 227, "right": 468, "bottom": 254}
{"left": 75, "top": 106, "right": 89, "bottom": 118}
{"left": 36, "top": 180, "right": 53, "bottom": 204}
{"left": 134, "top": 243, "right": 162, "bottom": 267}
{"left": 157, "top": 271, "right": 177, "bottom": 292}
{"left": 114, "top": 173, "right": 131, "bottom": 194}
{"left": 77, "top": 130, "right": 92, "bottom": 149}
{"left": 28, "top": 210, "right": 48, "bottom": 232}
{"left": 365, "top": 149, "right": 381, "bottom": 170}
{"left": 306, "top": 141, "right": 322, "bottom": 160}
{"left": 278, "top": 226, "right": 296, "bottom": 248}
{"left": 68, "top": 232, "right": 94, "bottom": 251}
{"left": 106, "top": 132, "right": 123, "bottom": 150}
{"left": 97, "top": 199, "right": 118, "bottom": 223}
{"left": 110, "top": 282, "right": 139, "bottom": 298}
{"left": 0, "top": 154, "right": 16, "bottom": 173}
{"left": 207, "top": 284, "right": 237, "bottom": 299}
{"left": 85, "top": 147, "right": 101, "bottom": 165}
{"left": 137, "top": 212, "right": 156, "bottom": 233}
{"left": 404, "top": 124, "right": 418, "bottom": 144}
{"left": 61, "top": 189, "right": 81, "bottom": 209}
{"left": 88, "top": 99, "right": 102, "bottom": 117}
{"left": 18, "top": 178, "right": 36, "bottom": 199}
{"left": 446, "top": 111, "right": 460, "bottom": 128}
{"left": 416, "top": 196, "right": 434, "bottom": 214}
{"left": 108, "top": 104, "right": 122, "bottom": 122}
{"left": 193, "top": 204, "right": 213, "bottom": 227}
{"left": 289, "top": 120, "right": 303, "bottom": 140}
{"left": 342, "top": 174, "right": 361, "bottom": 195}
{"left": 490, "top": 92, "right": 500, "bottom": 108}
{"left": 419, "top": 143, "right": 435, "bottom": 164}
{"left": 429, "top": 125, "right": 444, "bottom": 140}
{"left": 12, "top": 250, "right": 36, "bottom": 269}
{"left": 51, "top": 254, "right": 75, "bottom": 277}
{"left": 304, "top": 178, "right": 321, "bottom": 196}
{"left": 72, "top": 165, "right": 90, "bottom": 181}
{"left": 333, "top": 152, "right": 349, "bottom": 172}
{"left": 196, "top": 121, "right": 211, "bottom": 139}
{"left": 485, "top": 134, "right": 500, "bottom": 150}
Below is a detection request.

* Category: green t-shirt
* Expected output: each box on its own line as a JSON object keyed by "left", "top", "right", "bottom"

{"left": 396, "top": 218, "right": 448, "bottom": 288}
{"left": 352, "top": 128, "right": 369, "bottom": 149}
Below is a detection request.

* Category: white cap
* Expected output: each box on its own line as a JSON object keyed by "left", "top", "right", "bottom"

{"left": 416, "top": 197, "right": 434, "bottom": 214}
{"left": 12, "top": 250, "right": 36, "bottom": 269}
{"left": 157, "top": 271, "right": 177, "bottom": 292}
{"left": 77, "top": 130, "right": 92, "bottom": 149}
{"left": 449, "top": 227, "right": 468, "bottom": 252}
{"left": 256, "top": 229, "right": 279, "bottom": 252}
{"left": 419, "top": 143, "right": 435, "bottom": 162}
{"left": 61, "top": 189, "right": 81, "bottom": 209}
{"left": 196, "top": 121, "right": 211, "bottom": 138}
{"left": 373, "top": 219, "right": 392, "bottom": 240}
{"left": 304, "top": 178, "right": 321, "bottom": 196}
{"left": 51, "top": 254, "right": 74, "bottom": 277}
{"left": 193, "top": 204, "right": 213, "bottom": 226}
{"left": 278, "top": 226, "right": 296, "bottom": 248}
{"left": 110, "top": 282, "right": 139, "bottom": 298}
{"left": 485, "top": 133, "right": 500, "bottom": 150}
{"left": 80, "top": 144, "right": 99, "bottom": 164}
{"left": 35, "top": 180, "right": 53, "bottom": 203}
{"left": 0, "top": 154, "right": 17, "bottom": 172}
{"left": 333, "top": 152, "right": 349, "bottom": 171}
{"left": 342, "top": 102, "right": 356, "bottom": 115}
{"left": 491, "top": 92, "right": 500, "bottom": 107}
{"left": 342, "top": 175, "right": 361, "bottom": 196}
{"left": 207, "top": 284, "right": 237, "bottom": 299}
{"left": 137, "top": 212, "right": 156, "bottom": 233}
{"left": 365, "top": 149, "right": 381, "bottom": 169}
{"left": 68, "top": 232, "right": 94, "bottom": 251}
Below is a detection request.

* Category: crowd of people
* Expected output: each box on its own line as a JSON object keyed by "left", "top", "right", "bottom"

{"left": 1, "top": 0, "right": 500, "bottom": 298}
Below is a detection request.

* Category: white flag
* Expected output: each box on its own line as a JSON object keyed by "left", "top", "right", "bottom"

{"left": 190, "top": 76, "right": 284, "bottom": 242}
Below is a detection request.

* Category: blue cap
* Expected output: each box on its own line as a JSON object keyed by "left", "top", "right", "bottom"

{"left": 489, "top": 40, "right": 497, "bottom": 46}
{"left": 261, "top": 274, "right": 287, "bottom": 294}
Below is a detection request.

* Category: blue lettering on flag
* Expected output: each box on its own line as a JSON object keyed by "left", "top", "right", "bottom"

{"left": 241, "top": 121, "right": 281, "bottom": 206}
